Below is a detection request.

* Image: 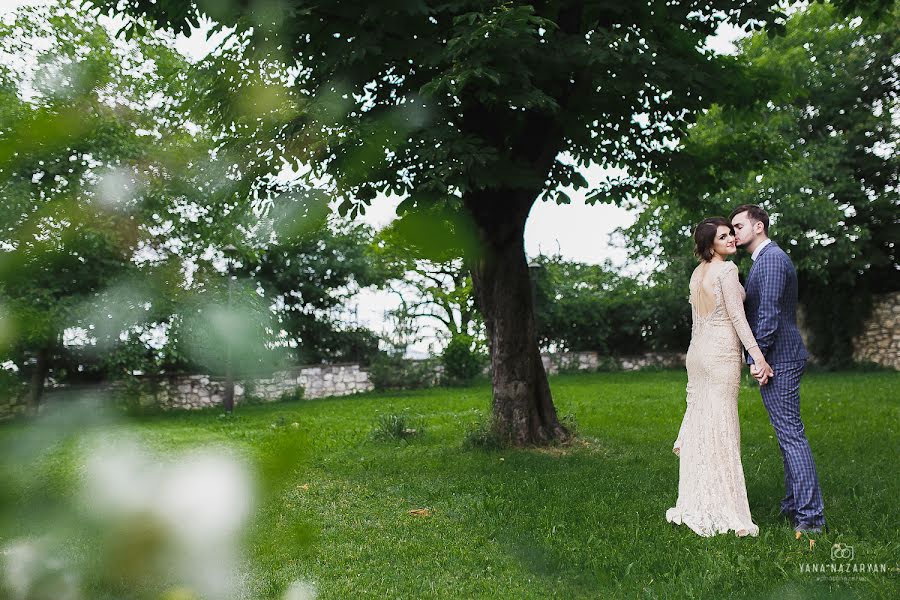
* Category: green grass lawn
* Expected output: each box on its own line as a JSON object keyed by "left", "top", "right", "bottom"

{"left": 1, "top": 370, "right": 898, "bottom": 599}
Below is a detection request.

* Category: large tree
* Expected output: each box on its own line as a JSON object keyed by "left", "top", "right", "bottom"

{"left": 92, "top": 0, "right": 890, "bottom": 445}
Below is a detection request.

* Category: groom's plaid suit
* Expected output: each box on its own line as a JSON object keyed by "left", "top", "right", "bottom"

{"left": 744, "top": 241, "right": 825, "bottom": 530}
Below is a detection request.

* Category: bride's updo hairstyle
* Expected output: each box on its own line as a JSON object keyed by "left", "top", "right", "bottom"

{"left": 693, "top": 217, "right": 734, "bottom": 262}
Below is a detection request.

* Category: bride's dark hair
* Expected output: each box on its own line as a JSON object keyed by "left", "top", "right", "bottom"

{"left": 693, "top": 217, "right": 734, "bottom": 261}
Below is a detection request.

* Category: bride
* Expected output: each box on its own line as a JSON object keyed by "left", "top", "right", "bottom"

{"left": 665, "top": 217, "right": 773, "bottom": 537}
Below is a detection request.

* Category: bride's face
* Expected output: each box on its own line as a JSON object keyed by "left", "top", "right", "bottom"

{"left": 712, "top": 225, "right": 737, "bottom": 258}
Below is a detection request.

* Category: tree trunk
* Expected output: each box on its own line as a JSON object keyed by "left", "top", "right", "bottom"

{"left": 224, "top": 346, "right": 235, "bottom": 413}
{"left": 27, "top": 346, "right": 50, "bottom": 417}
{"left": 224, "top": 275, "right": 235, "bottom": 413}
{"left": 467, "top": 193, "right": 569, "bottom": 447}
{"left": 223, "top": 375, "right": 235, "bottom": 414}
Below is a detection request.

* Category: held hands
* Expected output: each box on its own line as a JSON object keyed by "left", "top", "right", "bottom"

{"left": 749, "top": 359, "right": 775, "bottom": 386}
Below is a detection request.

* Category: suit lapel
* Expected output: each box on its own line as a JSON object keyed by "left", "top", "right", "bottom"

{"left": 746, "top": 241, "right": 777, "bottom": 291}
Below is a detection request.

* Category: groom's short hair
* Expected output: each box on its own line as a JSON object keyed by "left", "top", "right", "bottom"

{"left": 729, "top": 204, "right": 769, "bottom": 234}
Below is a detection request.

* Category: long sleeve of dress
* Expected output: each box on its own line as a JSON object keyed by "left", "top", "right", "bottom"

{"left": 720, "top": 262, "right": 760, "bottom": 354}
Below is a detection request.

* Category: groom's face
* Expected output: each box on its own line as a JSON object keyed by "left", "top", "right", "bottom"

{"left": 731, "top": 212, "right": 758, "bottom": 247}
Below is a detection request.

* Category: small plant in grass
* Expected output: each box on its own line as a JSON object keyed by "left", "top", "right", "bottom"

{"left": 558, "top": 412, "right": 579, "bottom": 441}
{"left": 277, "top": 386, "right": 305, "bottom": 403}
{"left": 462, "top": 417, "right": 504, "bottom": 451}
{"left": 369, "top": 412, "right": 424, "bottom": 442}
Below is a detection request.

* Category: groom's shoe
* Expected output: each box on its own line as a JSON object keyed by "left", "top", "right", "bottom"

{"left": 795, "top": 523, "right": 828, "bottom": 535}
{"left": 794, "top": 524, "right": 824, "bottom": 541}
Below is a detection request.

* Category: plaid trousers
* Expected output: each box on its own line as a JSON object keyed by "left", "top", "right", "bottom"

{"left": 759, "top": 360, "right": 825, "bottom": 529}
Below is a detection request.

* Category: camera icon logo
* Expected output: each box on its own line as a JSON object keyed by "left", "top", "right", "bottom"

{"left": 831, "top": 543, "right": 855, "bottom": 560}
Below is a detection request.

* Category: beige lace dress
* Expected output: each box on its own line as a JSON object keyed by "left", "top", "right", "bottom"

{"left": 665, "top": 260, "right": 760, "bottom": 537}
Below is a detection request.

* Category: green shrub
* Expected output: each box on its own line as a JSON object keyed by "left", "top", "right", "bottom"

{"left": 0, "top": 369, "right": 26, "bottom": 405}
{"left": 531, "top": 255, "right": 691, "bottom": 355}
{"left": 368, "top": 354, "right": 438, "bottom": 390}
{"left": 276, "top": 386, "right": 305, "bottom": 403}
{"left": 440, "top": 335, "right": 487, "bottom": 386}
{"left": 595, "top": 355, "right": 622, "bottom": 372}
{"left": 847, "top": 360, "right": 894, "bottom": 373}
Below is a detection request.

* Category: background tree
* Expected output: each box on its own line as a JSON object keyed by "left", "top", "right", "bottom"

{"left": 0, "top": 2, "right": 391, "bottom": 414}
{"left": 94, "top": 0, "right": 820, "bottom": 446}
{"left": 251, "top": 216, "right": 387, "bottom": 365}
{"left": 372, "top": 212, "right": 483, "bottom": 347}
{"left": 0, "top": 3, "right": 177, "bottom": 412}
{"left": 624, "top": 1, "right": 899, "bottom": 368}
{"left": 531, "top": 255, "right": 690, "bottom": 355}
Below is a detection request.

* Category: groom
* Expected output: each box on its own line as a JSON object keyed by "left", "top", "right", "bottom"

{"left": 729, "top": 204, "right": 826, "bottom": 536}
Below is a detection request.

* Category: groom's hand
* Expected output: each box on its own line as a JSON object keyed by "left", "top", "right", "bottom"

{"left": 750, "top": 364, "right": 773, "bottom": 386}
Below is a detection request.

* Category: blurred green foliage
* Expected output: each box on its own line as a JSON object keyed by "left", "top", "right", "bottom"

{"left": 0, "top": 1, "right": 397, "bottom": 412}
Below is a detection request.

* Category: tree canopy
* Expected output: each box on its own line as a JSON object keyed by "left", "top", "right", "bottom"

{"left": 624, "top": 1, "right": 899, "bottom": 367}
{"left": 86, "top": 0, "right": 801, "bottom": 213}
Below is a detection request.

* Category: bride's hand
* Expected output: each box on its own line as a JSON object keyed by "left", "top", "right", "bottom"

{"left": 749, "top": 350, "right": 774, "bottom": 385}
{"left": 753, "top": 359, "right": 774, "bottom": 385}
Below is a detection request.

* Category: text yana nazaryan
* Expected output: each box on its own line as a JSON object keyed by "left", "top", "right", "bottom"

{"left": 800, "top": 563, "right": 888, "bottom": 574}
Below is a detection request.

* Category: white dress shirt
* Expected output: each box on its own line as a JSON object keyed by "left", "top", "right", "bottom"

{"left": 751, "top": 238, "right": 772, "bottom": 261}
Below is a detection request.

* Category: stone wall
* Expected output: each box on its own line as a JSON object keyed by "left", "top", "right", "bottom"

{"left": 4, "top": 294, "right": 896, "bottom": 419}
{"left": 139, "top": 363, "right": 373, "bottom": 411}
{"left": 0, "top": 397, "right": 24, "bottom": 421}
{"left": 540, "top": 351, "right": 685, "bottom": 375}
{"left": 852, "top": 292, "right": 900, "bottom": 370}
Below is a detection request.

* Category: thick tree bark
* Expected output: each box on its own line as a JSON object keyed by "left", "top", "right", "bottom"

{"left": 466, "top": 192, "right": 569, "bottom": 447}
{"left": 26, "top": 346, "right": 50, "bottom": 417}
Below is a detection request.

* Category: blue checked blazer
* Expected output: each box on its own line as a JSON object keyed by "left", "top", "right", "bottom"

{"left": 744, "top": 241, "right": 809, "bottom": 365}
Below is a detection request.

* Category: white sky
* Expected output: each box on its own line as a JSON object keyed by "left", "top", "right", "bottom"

{"left": 1, "top": 0, "right": 750, "bottom": 356}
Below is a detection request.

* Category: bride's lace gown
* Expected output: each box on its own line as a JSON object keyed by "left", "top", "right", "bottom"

{"left": 666, "top": 261, "right": 760, "bottom": 537}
